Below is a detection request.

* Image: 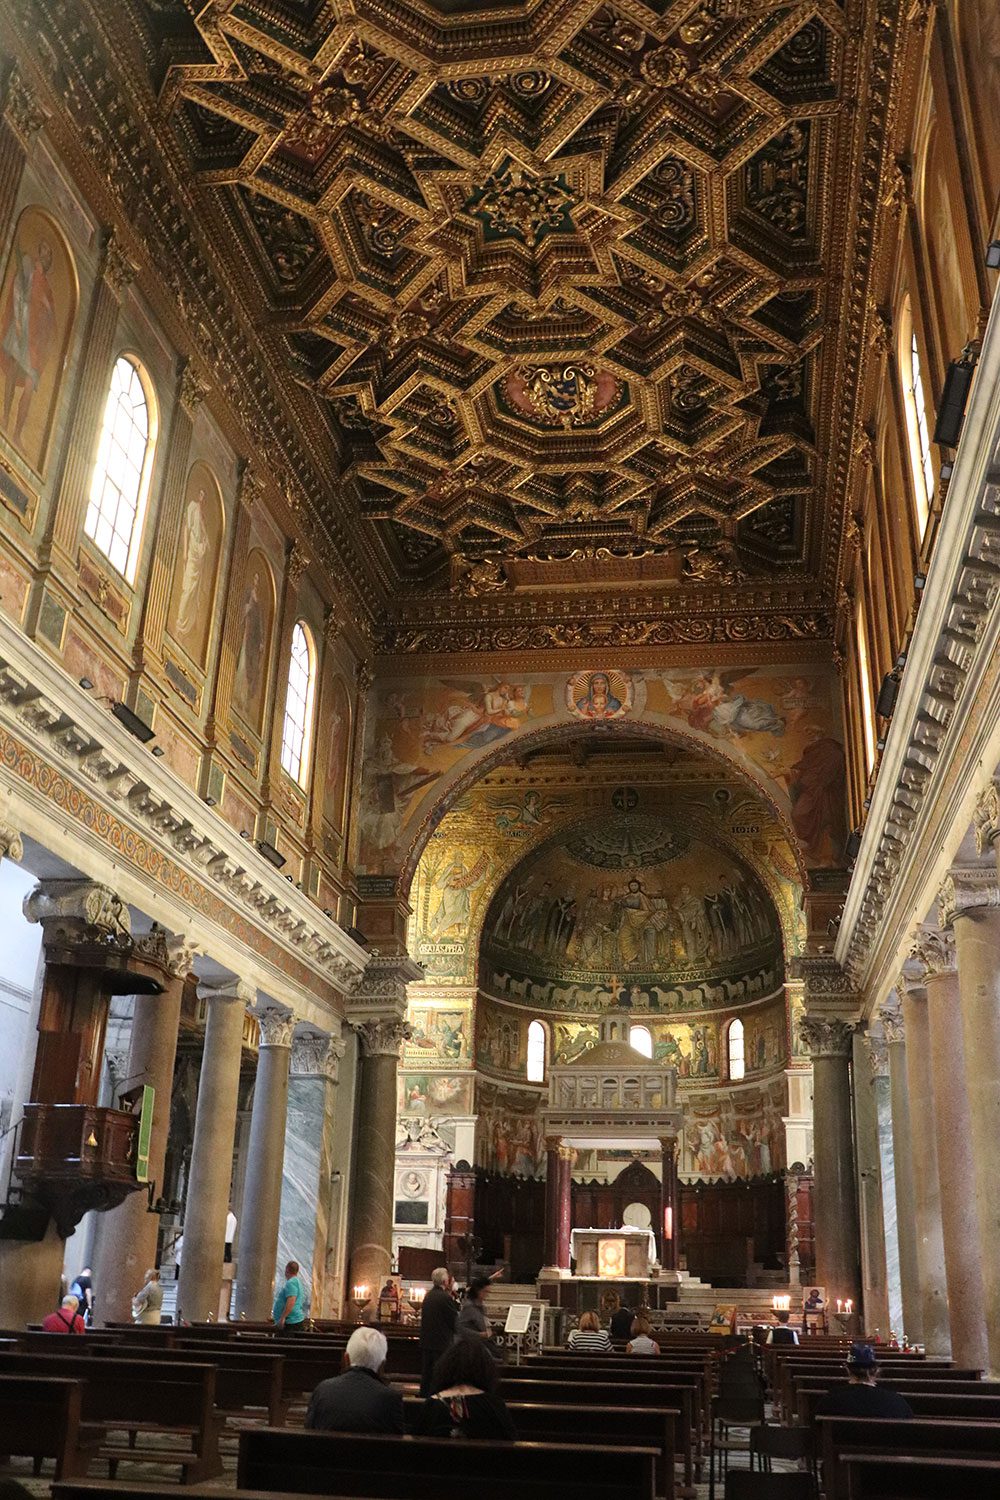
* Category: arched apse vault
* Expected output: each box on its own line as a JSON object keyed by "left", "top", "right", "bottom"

{"left": 361, "top": 664, "right": 847, "bottom": 886}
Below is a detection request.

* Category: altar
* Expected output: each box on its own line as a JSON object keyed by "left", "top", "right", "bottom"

{"left": 570, "top": 1226, "right": 657, "bottom": 1279}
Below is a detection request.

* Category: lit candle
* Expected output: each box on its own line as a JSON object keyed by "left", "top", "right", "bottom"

{"left": 837, "top": 1299, "right": 843, "bottom": 1314}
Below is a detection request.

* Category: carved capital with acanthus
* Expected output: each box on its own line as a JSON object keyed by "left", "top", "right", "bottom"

{"left": 938, "top": 868, "right": 1000, "bottom": 929}
{"left": 0, "top": 821, "right": 23, "bottom": 863}
{"left": 351, "top": 1017, "right": 411, "bottom": 1058}
{"left": 23, "top": 878, "right": 131, "bottom": 950}
{"left": 255, "top": 1008, "right": 296, "bottom": 1048}
{"left": 179, "top": 359, "right": 210, "bottom": 415}
{"left": 291, "top": 1031, "right": 346, "bottom": 1080}
{"left": 865, "top": 1032, "right": 889, "bottom": 1077}
{"left": 910, "top": 924, "right": 956, "bottom": 978}
{"left": 973, "top": 781, "right": 1000, "bottom": 855}
{"left": 879, "top": 998, "right": 904, "bottom": 1045}
{"left": 798, "top": 1013, "right": 855, "bottom": 1057}
{"left": 101, "top": 231, "right": 138, "bottom": 296}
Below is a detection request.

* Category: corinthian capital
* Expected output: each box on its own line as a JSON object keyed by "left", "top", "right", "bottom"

{"left": 865, "top": 1033, "right": 889, "bottom": 1077}
{"left": 798, "top": 1013, "right": 855, "bottom": 1057}
{"left": 23, "top": 878, "right": 130, "bottom": 949}
{"left": 910, "top": 924, "right": 956, "bottom": 978}
{"left": 879, "top": 999, "right": 904, "bottom": 1045}
{"left": 255, "top": 1008, "right": 296, "bottom": 1048}
{"left": 938, "top": 869, "right": 1000, "bottom": 929}
{"left": 973, "top": 781, "right": 1000, "bottom": 855}
{"left": 291, "top": 1032, "right": 346, "bottom": 1080}
{"left": 351, "top": 1017, "right": 412, "bottom": 1058}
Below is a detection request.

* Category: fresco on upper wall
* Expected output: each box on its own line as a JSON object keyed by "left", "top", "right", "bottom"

{"left": 231, "top": 549, "right": 275, "bottom": 737}
{"left": 361, "top": 665, "right": 845, "bottom": 872}
{"left": 397, "top": 1072, "right": 474, "bottom": 1117}
{"left": 476, "top": 1080, "right": 546, "bottom": 1177}
{"left": 683, "top": 1079, "right": 787, "bottom": 1178}
{"left": 166, "top": 461, "right": 225, "bottom": 671}
{"left": 480, "top": 812, "right": 784, "bottom": 1009}
{"left": 322, "top": 672, "right": 352, "bottom": 834}
{"left": 0, "top": 205, "right": 78, "bottom": 478}
{"left": 403, "top": 1003, "right": 471, "bottom": 1066}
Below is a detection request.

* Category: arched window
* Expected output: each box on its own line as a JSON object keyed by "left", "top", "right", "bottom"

{"left": 85, "top": 354, "right": 157, "bottom": 583}
{"left": 856, "top": 606, "right": 877, "bottom": 774}
{"left": 900, "top": 307, "right": 935, "bottom": 539}
{"left": 629, "top": 1024, "right": 653, "bottom": 1059}
{"left": 526, "top": 1019, "right": 546, "bottom": 1083}
{"left": 727, "top": 1018, "right": 745, "bottom": 1082}
{"left": 280, "top": 621, "right": 316, "bottom": 786}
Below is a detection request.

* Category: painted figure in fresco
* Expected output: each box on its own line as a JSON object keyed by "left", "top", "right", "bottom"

{"left": 361, "top": 735, "right": 439, "bottom": 853}
{"left": 174, "top": 485, "right": 212, "bottom": 643}
{"left": 574, "top": 672, "right": 622, "bottom": 718}
{"left": 0, "top": 234, "right": 55, "bottom": 447}
{"left": 785, "top": 725, "right": 848, "bottom": 865}
{"left": 421, "top": 680, "right": 531, "bottom": 753}
{"left": 233, "top": 566, "right": 267, "bottom": 719}
{"left": 439, "top": 1014, "right": 466, "bottom": 1062}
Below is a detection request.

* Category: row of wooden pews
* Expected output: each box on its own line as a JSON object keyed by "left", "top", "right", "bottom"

{"left": 766, "top": 1338, "right": 1000, "bottom": 1497}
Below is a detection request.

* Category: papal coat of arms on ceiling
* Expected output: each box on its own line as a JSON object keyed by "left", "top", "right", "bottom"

{"left": 504, "top": 364, "right": 623, "bottom": 430}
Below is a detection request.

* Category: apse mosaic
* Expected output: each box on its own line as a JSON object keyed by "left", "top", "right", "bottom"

{"left": 361, "top": 664, "right": 845, "bottom": 872}
{"left": 479, "top": 813, "right": 784, "bottom": 1010}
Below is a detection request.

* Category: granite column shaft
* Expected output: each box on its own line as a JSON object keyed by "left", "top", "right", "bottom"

{"left": 899, "top": 983, "right": 950, "bottom": 1354}
{"left": 234, "top": 1012, "right": 294, "bottom": 1321}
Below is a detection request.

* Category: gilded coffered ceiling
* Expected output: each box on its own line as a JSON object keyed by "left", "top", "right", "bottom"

{"left": 10, "top": 0, "right": 910, "bottom": 645}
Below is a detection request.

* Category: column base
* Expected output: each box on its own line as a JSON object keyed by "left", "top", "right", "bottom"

{"left": 539, "top": 1265, "right": 572, "bottom": 1279}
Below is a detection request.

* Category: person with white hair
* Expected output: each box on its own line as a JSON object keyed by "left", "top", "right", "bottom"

{"left": 304, "top": 1326, "right": 404, "bottom": 1433}
{"left": 41, "top": 1294, "right": 86, "bottom": 1334}
{"left": 419, "top": 1266, "right": 458, "bottom": 1396}
{"left": 132, "top": 1268, "right": 163, "bottom": 1325}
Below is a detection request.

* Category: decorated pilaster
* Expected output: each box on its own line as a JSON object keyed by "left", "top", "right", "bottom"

{"left": 795, "top": 958, "right": 861, "bottom": 1313}
{"left": 897, "top": 963, "right": 950, "bottom": 1354}
{"left": 91, "top": 929, "right": 196, "bottom": 1324}
{"left": 659, "top": 1135, "right": 680, "bottom": 1274}
{"left": 178, "top": 977, "right": 254, "bottom": 1322}
{"left": 234, "top": 1008, "right": 295, "bottom": 1321}
{"left": 911, "top": 925, "right": 988, "bottom": 1367}
{"left": 346, "top": 952, "right": 420, "bottom": 1300}
{"left": 879, "top": 999, "right": 923, "bottom": 1343}
{"left": 940, "top": 855, "right": 1000, "bottom": 1374}
{"left": 278, "top": 1031, "right": 346, "bottom": 1318}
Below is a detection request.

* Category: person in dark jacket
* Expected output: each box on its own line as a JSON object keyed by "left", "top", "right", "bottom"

{"left": 765, "top": 1309, "right": 799, "bottom": 1346}
{"left": 815, "top": 1343, "right": 914, "bottom": 1419}
{"left": 414, "top": 1332, "right": 516, "bottom": 1440}
{"left": 608, "top": 1294, "right": 634, "bottom": 1341}
{"left": 419, "top": 1266, "right": 459, "bottom": 1396}
{"left": 305, "top": 1327, "right": 405, "bottom": 1434}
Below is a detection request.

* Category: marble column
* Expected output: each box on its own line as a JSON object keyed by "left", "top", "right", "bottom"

{"left": 898, "top": 972, "right": 950, "bottom": 1354}
{"left": 880, "top": 1001, "right": 923, "bottom": 1343}
{"left": 659, "top": 1136, "right": 680, "bottom": 1273}
{"left": 91, "top": 931, "right": 194, "bottom": 1323}
{"left": 799, "top": 1014, "right": 861, "bottom": 1307}
{"left": 912, "top": 926, "right": 989, "bottom": 1368}
{"left": 940, "top": 862, "right": 1000, "bottom": 1375}
{"left": 557, "top": 1146, "right": 573, "bottom": 1271}
{"left": 854, "top": 1030, "right": 890, "bottom": 1338}
{"left": 543, "top": 1136, "right": 562, "bottom": 1271}
{"left": 178, "top": 979, "right": 252, "bottom": 1322}
{"left": 277, "top": 1032, "right": 344, "bottom": 1318}
{"left": 347, "top": 1016, "right": 409, "bottom": 1297}
{"left": 234, "top": 1009, "right": 295, "bottom": 1321}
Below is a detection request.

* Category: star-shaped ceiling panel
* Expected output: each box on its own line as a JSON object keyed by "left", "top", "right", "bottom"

{"left": 152, "top": 0, "right": 851, "bottom": 584}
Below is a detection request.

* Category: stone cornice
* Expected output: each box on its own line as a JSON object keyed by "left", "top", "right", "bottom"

{"left": 347, "top": 952, "right": 424, "bottom": 1027}
{"left": 0, "top": 618, "right": 366, "bottom": 1021}
{"left": 836, "top": 281, "right": 1000, "bottom": 1004}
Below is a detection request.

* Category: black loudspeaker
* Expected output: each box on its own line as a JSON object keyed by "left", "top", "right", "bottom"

{"left": 845, "top": 829, "right": 863, "bottom": 862}
{"left": 933, "top": 356, "right": 976, "bottom": 448}
{"left": 876, "top": 672, "right": 899, "bottom": 720}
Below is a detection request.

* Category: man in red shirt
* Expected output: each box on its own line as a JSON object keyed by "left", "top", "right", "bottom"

{"left": 41, "top": 1294, "right": 86, "bottom": 1333}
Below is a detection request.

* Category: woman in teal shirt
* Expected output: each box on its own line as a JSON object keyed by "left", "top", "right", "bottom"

{"left": 273, "top": 1260, "right": 307, "bottom": 1330}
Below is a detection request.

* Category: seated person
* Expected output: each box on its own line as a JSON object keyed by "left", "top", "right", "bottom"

{"left": 626, "top": 1315, "right": 660, "bottom": 1355}
{"left": 414, "top": 1333, "right": 516, "bottom": 1440}
{"left": 305, "top": 1327, "right": 405, "bottom": 1434}
{"left": 567, "top": 1310, "right": 612, "bottom": 1352}
{"left": 814, "top": 1342, "right": 914, "bottom": 1418}
{"left": 41, "top": 1294, "right": 86, "bottom": 1333}
{"left": 609, "top": 1298, "right": 634, "bottom": 1340}
{"left": 766, "top": 1309, "right": 800, "bottom": 1345}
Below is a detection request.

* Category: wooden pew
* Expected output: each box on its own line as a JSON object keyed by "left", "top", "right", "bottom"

{"left": 777, "top": 1356, "right": 971, "bottom": 1419}
{"left": 796, "top": 1380, "right": 1000, "bottom": 1428}
{"left": 0, "top": 1374, "right": 98, "bottom": 1479}
{"left": 404, "top": 1395, "right": 679, "bottom": 1500}
{"left": 237, "top": 1427, "right": 658, "bottom": 1500}
{"left": 512, "top": 1356, "right": 709, "bottom": 1449}
{"left": 90, "top": 1343, "right": 290, "bottom": 1426}
{"left": 839, "top": 1452, "right": 1000, "bottom": 1497}
{"left": 816, "top": 1415, "right": 1000, "bottom": 1500}
{"left": 0, "top": 1351, "right": 222, "bottom": 1483}
{"left": 500, "top": 1375, "right": 698, "bottom": 1489}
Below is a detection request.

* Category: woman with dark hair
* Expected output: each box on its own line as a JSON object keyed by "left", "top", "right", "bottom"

{"left": 456, "top": 1276, "right": 492, "bottom": 1341}
{"left": 414, "top": 1335, "right": 517, "bottom": 1440}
